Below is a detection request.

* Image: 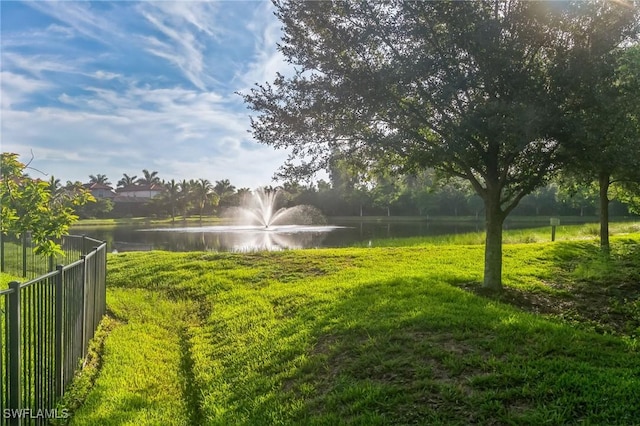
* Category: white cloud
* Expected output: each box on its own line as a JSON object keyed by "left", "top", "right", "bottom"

{"left": 92, "top": 71, "right": 120, "bottom": 80}
{"left": 1, "top": 79, "right": 288, "bottom": 187}
{"left": 0, "top": 71, "right": 52, "bottom": 109}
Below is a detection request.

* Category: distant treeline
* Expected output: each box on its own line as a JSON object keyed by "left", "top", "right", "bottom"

{"left": 70, "top": 169, "right": 637, "bottom": 219}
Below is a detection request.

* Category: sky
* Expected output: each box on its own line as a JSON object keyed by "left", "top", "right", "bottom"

{"left": 1, "top": 0, "right": 295, "bottom": 189}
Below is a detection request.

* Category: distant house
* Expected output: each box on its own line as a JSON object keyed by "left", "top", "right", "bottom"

{"left": 116, "top": 184, "right": 164, "bottom": 199}
{"left": 83, "top": 182, "right": 116, "bottom": 199}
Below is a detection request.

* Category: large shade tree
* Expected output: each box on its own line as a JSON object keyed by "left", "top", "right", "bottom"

{"left": 243, "top": 0, "right": 637, "bottom": 290}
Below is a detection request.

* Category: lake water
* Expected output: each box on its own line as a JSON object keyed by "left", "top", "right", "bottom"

{"left": 70, "top": 219, "right": 553, "bottom": 253}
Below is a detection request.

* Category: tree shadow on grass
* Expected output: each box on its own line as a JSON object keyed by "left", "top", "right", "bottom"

{"left": 241, "top": 273, "right": 640, "bottom": 425}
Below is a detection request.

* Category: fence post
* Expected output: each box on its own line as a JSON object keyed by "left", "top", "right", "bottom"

{"left": 82, "top": 235, "right": 88, "bottom": 255}
{"left": 7, "top": 281, "right": 22, "bottom": 426}
{"left": 54, "top": 264, "right": 64, "bottom": 398}
{"left": 93, "top": 247, "right": 99, "bottom": 338}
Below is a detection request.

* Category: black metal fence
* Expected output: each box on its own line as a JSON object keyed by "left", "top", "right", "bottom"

{"left": 0, "top": 235, "right": 107, "bottom": 425}
{"left": 0, "top": 234, "right": 92, "bottom": 281}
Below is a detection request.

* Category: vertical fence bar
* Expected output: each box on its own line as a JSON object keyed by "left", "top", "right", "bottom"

{"left": 1, "top": 233, "right": 5, "bottom": 272}
{"left": 21, "top": 234, "right": 27, "bottom": 279}
{"left": 80, "top": 255, "right": 87, "bottom": 360}
{"left": 92, "top": 247, "right": 99, "bottom": 341}
{"left": 54, "top": 265, "right": 63, "bottom": 399}
{"left": 1, "top": 293, "right": 5, "bottom": 425}
{"left": 7, "top": 281, "right": 21, "bottom": 426}
{"left": 1, "top": 294, "right": 5, "bottom": 426}
{"left": 99, "top": 244, "right": 106, "bottom": 320}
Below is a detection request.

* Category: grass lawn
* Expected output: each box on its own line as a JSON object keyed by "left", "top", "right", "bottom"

{"left": 58, "top": 222, "right": 640, "bottom": 425}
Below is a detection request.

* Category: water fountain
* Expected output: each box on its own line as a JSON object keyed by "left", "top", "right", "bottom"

{"left": 230, "top": 187, "right": 325, "bottom": 228}
{"left": 141, "top": 187, "right": 342, "bottom": 251}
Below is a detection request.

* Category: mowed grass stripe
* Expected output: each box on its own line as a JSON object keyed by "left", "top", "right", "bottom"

{"left": 69, "top": 289, "right": 192, "bottom": 426}
{"left": 68, "top": 232, "right": 640, "bottom": 425}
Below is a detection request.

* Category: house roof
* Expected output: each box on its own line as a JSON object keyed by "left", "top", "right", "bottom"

{"left": 117, "top": 184, "right": 164, "bottom": 192}
{"left": 83, "top": 182, "right": 114, "bottom": 190}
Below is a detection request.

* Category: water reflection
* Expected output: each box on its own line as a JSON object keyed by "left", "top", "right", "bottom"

{"left": 136, "top": 225, "right": 342, "bottom": 252}
{"left": 73, "top": 219, "right": 551, "bottom": 253}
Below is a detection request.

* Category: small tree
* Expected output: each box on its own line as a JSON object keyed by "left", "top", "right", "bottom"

{"left": 556, "top": 40, "right": 640, "bottom": 249}
{"left": 1, "top": 153, "right": 94, "bottom": 256}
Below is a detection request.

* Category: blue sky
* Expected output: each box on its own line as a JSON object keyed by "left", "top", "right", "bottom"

{"left": 1, "top": 0, "right": 294, "bottom": 189}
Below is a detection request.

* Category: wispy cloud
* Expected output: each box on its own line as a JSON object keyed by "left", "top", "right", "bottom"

{"left": 24, "top": 0, "right": 122, "bottom": 46}
{"left": 136, "top": 2, "right": 221, "bottom": 90}
{"left": 237, "top": 1, "right": 292, "bottom": 90}
{"left": 3, "top": 52, "right": 82, "bottom": 78}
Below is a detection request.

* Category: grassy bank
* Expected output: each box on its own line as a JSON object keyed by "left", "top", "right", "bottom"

{"left": 63, "top": 230, "right": 640, "bottom": 425}
{"left": 329, "top": 214, "right": 639, "bottom": 223}
{"left": 72, "top": 216, "right": 224, "bottom": 228}
{"left": 364, "top": 221, "right": 640, "bottom": 247}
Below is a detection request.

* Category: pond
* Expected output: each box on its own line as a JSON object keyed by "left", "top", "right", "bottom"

{"left": 70, "top": 218, "right": 554, "bottom": 253}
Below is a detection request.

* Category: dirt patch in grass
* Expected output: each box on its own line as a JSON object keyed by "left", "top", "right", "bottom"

{"left": 458, "top": 280, "right": 640, "bottom": 336}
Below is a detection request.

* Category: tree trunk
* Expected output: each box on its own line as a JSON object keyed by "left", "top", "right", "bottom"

{"left": 483, "top": 198, "right": 505, "bottom": 291}
{"left": 598, "top": 172, "right": 610, "bottom": 250}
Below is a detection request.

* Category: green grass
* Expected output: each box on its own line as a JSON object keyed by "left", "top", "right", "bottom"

{"left": 61, "top": 227, "right": 640, "bottom": 425}
{"left": 1, "top": 272, "right": 23, "bottom": 289}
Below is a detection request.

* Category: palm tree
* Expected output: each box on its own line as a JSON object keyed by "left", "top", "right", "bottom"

{"left": 178, "top": 179, "right": 193, "bottom": 219}
{"left": 88, "top": 174, "right": 111, "bottom": 186}
{"left": 193, "top": 178, "right": 219, "bottom": 222}
{"left": 117, "top": 173, "right": 138, "bottom": 188}
{"left": 47, "top": 176, "right": 61, "bottom": 193}
{"left": 47, "top": 176, "right": 64, "bottom": 207}
{"left": 137, "top": 169, "right": 161, "bottom": 186}
{"left": 214, "top": 179, "right": 237, "bottom": 208}
{"left": 228, "top": 187, "right": 251, "bottom": 207}
{"left": 163, "top": 179, "right": 180, "bottom": 223}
